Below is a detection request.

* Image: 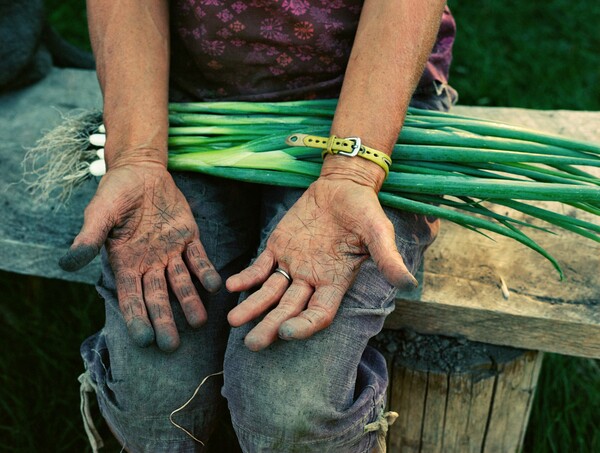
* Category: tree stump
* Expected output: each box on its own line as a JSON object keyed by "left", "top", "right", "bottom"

{"left": 372, "top": 330, "right": 544, "bottom": 452}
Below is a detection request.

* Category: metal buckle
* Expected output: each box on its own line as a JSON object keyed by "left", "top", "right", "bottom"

{"left": 338, "top": 137, "right": 361, "bottom": 157}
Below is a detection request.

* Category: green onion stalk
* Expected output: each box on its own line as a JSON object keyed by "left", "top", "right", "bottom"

{"left": 26, "top": 100, "right": 600, "bottom": 277}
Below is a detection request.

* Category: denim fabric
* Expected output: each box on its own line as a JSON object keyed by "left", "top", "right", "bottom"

{"left": 80, "top": 173, "right": 438, "bottom": 452}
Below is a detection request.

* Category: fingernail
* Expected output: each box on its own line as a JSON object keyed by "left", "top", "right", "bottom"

{"left": 278, "top": 323, "right": 296, "bottom": 340}
{"left": 409, "top": 274, "right": 419, "bottom": 287}
{"left": 58, "top": 244, "right": 98, "bottom": 271}
{"left": 156, "top": 332, "right": 180, "bottom": 353}
{"left": 408, "top": 274, "right": 419, "bottom": 288}
{"left": 187, "top": 312, "right": 207, "bottom": 329}
{"left": 244, "top": 334, "right": 264, "bottom": 352}
{"left": 395, "top": 273, "right": 418, "bottom": 290}
{"left": 127, "top": 318, "right": 155, "bottom": 347}
{"left": 203, "top": 271, "right": 222, "bottom": 293}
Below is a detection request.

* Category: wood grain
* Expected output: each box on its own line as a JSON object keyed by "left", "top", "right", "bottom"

{"left": 386, "top": 350, "right": 543, "bottom": 452}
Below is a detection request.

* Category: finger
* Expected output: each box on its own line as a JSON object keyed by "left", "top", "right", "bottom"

{"left": 227, "top": 271, "right": 290, "bottom": 327}
{"left": 225, "top": 250, "right": 276, "bottom": 292}
{"left": 185, "top": 240, "right": 222, "bottom": 293}
{"left": 59, "top": 197, "right": 115, "bottom": 271}
{"left": 143, "top": 269, "right": 179, "bottom": 352}
{"left": 115, "top": 271, "right": 155, "bottom": 347}
{"left": 243, "top": 282, "right": 314, "bottom": 351}
{"left": 278, "top": 284, "right": 345, "bottom": 341}
{"left": 167, "top": 257, "right": 207, "bottom": 328}
{"left": 365, "top": 217, "right": 418, "bottom": 289}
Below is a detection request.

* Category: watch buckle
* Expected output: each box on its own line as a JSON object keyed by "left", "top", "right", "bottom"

{"left": 338, "top": 137, "right": 361, "bottom": 157}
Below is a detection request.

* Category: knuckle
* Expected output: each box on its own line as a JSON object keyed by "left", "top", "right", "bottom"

{"left": 182, "top": 303, "right": 206, "bottom": 327}
{"left": 265, "top": 307, "right": 292, "bottom": 325}
{"left": 262, "top": 277, "right": 283, "bottom": 293}
{"left": 176, "top": 284, "right": 198, "bottom": 301}
{"left": 181, "top": 299, "right": 202, "bottom": 313}
{"left": 186, "top": 240, "right": 205, "bottom": 255}
{"left": 305, "top": 306, "right": 333, "bottom": 328}
{"left": 190, "top": 256, "right": 214, "bottom": 273}
{"left": 319, "top": 311, "right": 335, "bottom": 328}
{"left": 147, "top": 302, "right": 173, "bottom": 321}
{"left": 371, "top": 217, "right": 394, "bottom": 237}
{"left": 147, "top": 291, "right": 170, "bottom": 305}
{"left": 116, "top": 273, "right": 140, "bottom": 294}
{"left": 243, "top": 266, "right": 262, "bottom": 281}
{"left": 119, "top": 295, "right": 145, "bottom": 319}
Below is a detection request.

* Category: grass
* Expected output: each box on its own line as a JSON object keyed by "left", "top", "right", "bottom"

{"left": 524, "top": 354, "right": 600, "bottom": 452}
{"left": 0, "top": 1, "right": 597, "bottom": 451}
{"left": 0, "top": 272, "right": 113, "bottom": 452}
{"left": 45, "top": 0, "right": 90, "bottom": 52}
{"left": 448, "top": 0, "right": 600, "bottom": 110}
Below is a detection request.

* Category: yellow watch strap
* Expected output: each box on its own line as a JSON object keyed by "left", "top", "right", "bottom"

{"left": 285, "top": 133, "right": 392, "bottom": 178}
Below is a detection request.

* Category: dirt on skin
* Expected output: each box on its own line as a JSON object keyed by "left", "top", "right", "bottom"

{"left": 370, "top": 328, "right": 525, "bottom": 377}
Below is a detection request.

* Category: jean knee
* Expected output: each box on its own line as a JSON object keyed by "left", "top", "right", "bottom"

{"left": 82, "top": 331, "right": 226, "bottom": 452}
{"left": 223, "top": 337, "right": 389, "bottom": 452}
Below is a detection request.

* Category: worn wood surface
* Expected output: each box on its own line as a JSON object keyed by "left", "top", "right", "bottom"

{"left": 390, "top": 366, "right": 427, "bottom": 453}
{"left": 387, "top": 350, "right": 544, "bottom": 453}
{"left": 0, "top": 68, "right": 102, "bottom": 283}
{"left": 483, "top": 352, "right": 544, "bottom": 452}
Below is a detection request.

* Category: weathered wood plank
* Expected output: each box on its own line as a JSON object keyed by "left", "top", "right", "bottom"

{"left": 461, "top": 374, "right": 495, "bottom": 452}
{"left": 386, "top": 267, "right": 599, "bottom": 358}
{"left": 420, "top": 372, "right": 448, "bottom": 453}
{"left": 442, "top": 373, "right": 493, "bottom": 453}
{"left": 516, "top": 352, "right": 544, "bottom": 449}
{"left": 389, "top": 364, "right": 427, "bottom": 452}
{"left": 483, "top": 351, "right": 544, "bottom": 452}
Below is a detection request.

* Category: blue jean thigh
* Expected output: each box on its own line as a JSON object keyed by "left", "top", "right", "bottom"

{"left": 80, "top": 174, "right": 260, "bottom": 452}
{"left": 222, "top": 186, "right": 437, "bottom": 453}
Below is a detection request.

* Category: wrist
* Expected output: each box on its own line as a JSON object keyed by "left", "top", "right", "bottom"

{"left": 105, "top": 145, "right": 168, "bottom": 170}
{"left": 102, "top": 113, "right": 169, "bottom": 170}
{"left": 285, "top": 133, "right": 390, "bottom": 191}
{"left": 320, "top": 154, "right": 386, "bottom": 191}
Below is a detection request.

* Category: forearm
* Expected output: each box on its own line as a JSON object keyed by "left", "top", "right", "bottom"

{"left": 326, "top": 0, "right": 447, "bottom": 189}
{"left": 87, "top": 0, "right": 170, "bottom": 168}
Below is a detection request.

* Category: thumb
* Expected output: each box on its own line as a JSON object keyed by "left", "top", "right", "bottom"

{"left": 58, "top": 197, "right": 115, "bottom": 272}
{"left": 364, "top": 217, "right": 418, "bottom": 290}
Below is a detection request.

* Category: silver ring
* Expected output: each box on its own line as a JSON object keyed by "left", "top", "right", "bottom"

{"left": 274, "top": 267, "right": 292, "bottom": 283}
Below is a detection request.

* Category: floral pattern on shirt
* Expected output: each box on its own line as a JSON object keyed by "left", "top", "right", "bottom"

{"left": 170, "top": 1, "right": 455, "bottom": 102}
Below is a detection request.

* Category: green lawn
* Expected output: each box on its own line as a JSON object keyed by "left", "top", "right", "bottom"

{"left": 0, "top": 1, "right": 598, "bottom": 451}
{"left": 449, "top": 0, "right": 600, "bottom": 110}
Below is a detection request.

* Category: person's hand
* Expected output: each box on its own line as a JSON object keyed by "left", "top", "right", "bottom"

{"left": 226, "top": 174, "right": 417, "bottom": 352}
{"left": 59, "top": 162, "right": 221, "bottom": 351}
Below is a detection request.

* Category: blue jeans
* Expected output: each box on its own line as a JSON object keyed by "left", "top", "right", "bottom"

{"left": 79, "top": 172, "right": 438, "bottom": 452}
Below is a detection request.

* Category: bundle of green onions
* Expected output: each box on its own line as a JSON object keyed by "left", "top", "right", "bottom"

{"left": 29, "top": 99, "right": 600, "bottom": 277}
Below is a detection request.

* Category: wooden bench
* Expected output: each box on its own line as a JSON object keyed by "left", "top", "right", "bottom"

{"left": 1, "top": 68, "right": 598, "bottom": 452}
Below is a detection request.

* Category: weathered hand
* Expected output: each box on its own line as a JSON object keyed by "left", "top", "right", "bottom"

{"left": 226, "top": 176, "right": 417, "bottom": 351}
{"left": 59, "top": 163, "right": 221, "bottom": 351}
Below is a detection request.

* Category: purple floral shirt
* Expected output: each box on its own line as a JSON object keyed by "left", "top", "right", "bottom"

{"left": 170, "top": 0, "right": 456, "bottom": 104}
